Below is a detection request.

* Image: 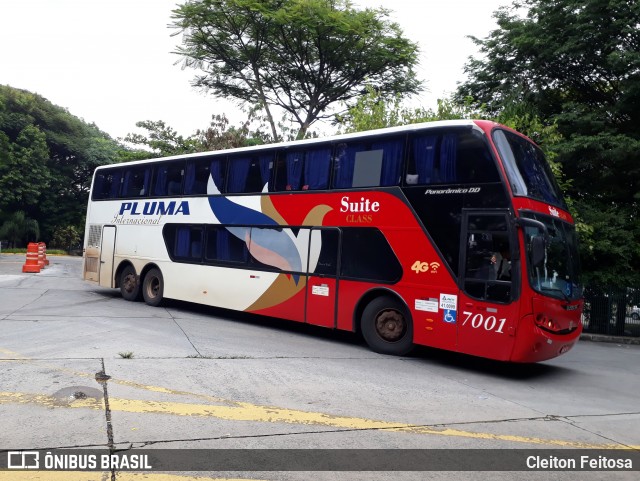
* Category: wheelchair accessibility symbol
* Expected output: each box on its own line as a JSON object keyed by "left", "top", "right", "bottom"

{"left": 443, "top": 309, "right": 457, "bottom": 324}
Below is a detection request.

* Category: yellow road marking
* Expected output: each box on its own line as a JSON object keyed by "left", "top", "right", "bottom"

{"left": 1, "top": 391, "right": 636, "bottom": 449}
{"left": 0, "top": 350, "right": 237, "bottom": 406}
{"left": 2, "top": 350, "right": 638, "bottom": 450}
{"left": 0, "top": 348, "right": 29, "bottom": 359}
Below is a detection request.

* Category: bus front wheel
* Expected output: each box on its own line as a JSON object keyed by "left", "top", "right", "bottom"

{"left": 361, "top": 296, "right": 413, "bottom": 356}
{"left": 142, "top": 268, "right": 164, "bottom": 307}
{"left": 119, "top": 265, "right": 140, "bottom": 301}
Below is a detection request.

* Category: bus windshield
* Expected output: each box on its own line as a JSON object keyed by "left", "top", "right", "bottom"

{"left": 522, "top": 212, "right": 582, "bottom": 301}
{"left": 493, "top": 129, "right": 567, "bottom": 209}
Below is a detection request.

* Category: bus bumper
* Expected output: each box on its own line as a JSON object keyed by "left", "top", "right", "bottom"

{"left": 509, "top": 320, "right": 582, "bottom": 363}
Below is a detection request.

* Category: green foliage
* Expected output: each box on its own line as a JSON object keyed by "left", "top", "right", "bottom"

{"left": 456, "top": 0, "right": 640, "bottom": 287}
{"left": 124, "top": 112, "right": 268, "bottom": 155}
{"left": 51, "top": 225, "right": 81, "bottom": 252}
{"left": 0, "top": 211, "right": 39, "bottom": 247}
{"left": 194, "top": 112, "right": 270, "bottom": 150}
{"left": 172, "top": 0, "right": 421, "bottom": 140}
{"left": 0, "top": 125, "right": 50, "bottom": 209}
{"left": 0, "top": 85, "right": 123, "bottom": 241}
{"left": 123, "top": 120, "right": 200, "bottom": 157}
{"left": 335, "top": 87, "right": 476, "bottom": 133}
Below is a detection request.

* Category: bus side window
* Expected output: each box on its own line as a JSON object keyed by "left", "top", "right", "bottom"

{"left": 227, "top": 157, "right": 250, "bottom": 193}
{"left": 258, "top": 153, "right": 274, "bottom": 192}
{"left": 276, "top": 148, "right": 331, "bottom": 191}
{"left": 333, "top": 142, "right": 360, "bottom": 188}
{"left": 340, "top": 228, "right": 402, "bottom": 283}
{"left": 153, "top": 161, "right": 184, "bottom": 197}
{"left": 304, "top": 148, "right": 331, "bottom": 190}
{"left": 281, "top": 150, "right": 305, "bottom": 191}
{"left": 372, "top": 138, "right": 404, "bottom": 186}
{"left": 185, "top": 160, "right": 208, "bottom": 195}
{"left": 92, "top": 169, "right": 123, "bottom": 200}
{"left": 273, "top": 152, "right": 287, "bottom": 191}
{"left": 247, "top": 226, "right": 306, "bottom": 273}
{"left": 408, "top": 134, "right": 439, "bottom": 184}
{"left": 333, "top": 137, "right": 403, "bottom": 188}
{"left": 405, "top": 132, "right": 457, "bottom": 184}
{"left": 205, "top": 226, "right": 249, "bottom": 264}
{"left": 310, "top": 229, "right": 339, "bottom": 276}
{"left": 456, "top": 131, "right": 500, "bottom": 184}
{"left": 167, "top": 225, "right": 203, "bottom": 262}
{"left": 407, "top": 130, "right": 500, "bottom": 186}
{"left": 122, "top": 166, "right": 151, "bottom": 198}
{"left": 227, "top": 155, "right": 272, "bottom": 194}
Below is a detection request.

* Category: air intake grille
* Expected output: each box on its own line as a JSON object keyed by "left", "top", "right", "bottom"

{"left": 85, "top": 257, "right": 99, "bottom": 273}
{"left": 87, "top": 225, "right": 102, "bottom": 248}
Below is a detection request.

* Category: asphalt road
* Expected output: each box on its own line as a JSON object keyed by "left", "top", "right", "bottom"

{"left": 0, "top": 254, "right": 638, "bottom": 481}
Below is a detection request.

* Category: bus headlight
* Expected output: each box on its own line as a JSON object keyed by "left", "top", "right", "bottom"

{"left": 535, "top": 314, "right": 560, "bottom": 332}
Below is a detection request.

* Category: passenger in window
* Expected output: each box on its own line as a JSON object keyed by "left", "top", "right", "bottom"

{"left": 491, "top": 244, "right": 511, "bottom": 280}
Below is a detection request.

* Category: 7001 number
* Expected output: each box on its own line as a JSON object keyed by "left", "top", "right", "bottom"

{"left": 462, "top": 311, "right": 507, "bottom": 334}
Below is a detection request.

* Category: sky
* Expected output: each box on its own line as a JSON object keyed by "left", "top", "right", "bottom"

{"left": 0, "top": 0, "right": 510, "bottom": 141}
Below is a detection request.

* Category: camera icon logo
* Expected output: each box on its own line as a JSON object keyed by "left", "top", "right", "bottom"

{"left": 7, "top": 451, "right": 40, "bottom": 469}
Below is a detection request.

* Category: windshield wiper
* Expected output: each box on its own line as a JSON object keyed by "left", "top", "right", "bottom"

{"left": 541, "top": 286, "right": 570, "bottom": 302}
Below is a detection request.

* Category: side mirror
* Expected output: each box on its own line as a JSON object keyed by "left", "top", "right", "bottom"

{"left": 516, "top": 217, "right": 548, "bottom": 269}
{"left": 530, "top": 235, "right": 546, "bottom": 268}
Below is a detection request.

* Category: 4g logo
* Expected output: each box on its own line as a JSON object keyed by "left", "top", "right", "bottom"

{"left": 411, "top": 260, "right": 440, "bottom": 274}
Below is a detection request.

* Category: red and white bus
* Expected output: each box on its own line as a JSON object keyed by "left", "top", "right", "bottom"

{"left": 82, "top": 120, "right": 583, "bottom": 362}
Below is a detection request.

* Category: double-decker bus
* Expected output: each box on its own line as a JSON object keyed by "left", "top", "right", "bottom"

{"left": 82, "top": 120, "right": 583, "bottom": 362}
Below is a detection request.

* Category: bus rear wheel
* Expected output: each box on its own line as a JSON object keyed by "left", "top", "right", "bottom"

{"left": 361, "top": 296, "right": 413, "bottom": 355}
{"left": 119, "top": 265, "right": 140, "bottom": 301}
{"left": 142, "top": 268, "right": 164, "bottom": 307}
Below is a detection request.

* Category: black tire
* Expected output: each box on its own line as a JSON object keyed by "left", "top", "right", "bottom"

{"left": 142, "top": 268, "right": 164, "bottom": 307}
{"left": 119, "top": 265, "right": 141, "bottom": 301}
{"left": 361, "top": 296, "right": 413, "bottom": 355}
{"left": 632, "top": 312, "right": 640, "bottom": 321}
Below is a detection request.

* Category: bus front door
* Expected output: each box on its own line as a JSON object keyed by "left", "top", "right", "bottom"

{"left": 99, "top": 225, "right": 116, "bottom": 288}
{"left": 457, "top": 211, "right": 518, "bottom": 360}
{"left": 305, "top": 228, "right": 339, "bottom": 328}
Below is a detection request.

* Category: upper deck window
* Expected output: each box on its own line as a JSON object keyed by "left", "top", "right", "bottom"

{"left": 333, "top": 137, "right": 404, "bottom": 188}
{"left": 227, "top": 154, "right": 273, "bottom": 193}
{"left": 152, "top": 161, "right": 184, "bottom": 196}
{"left": 493, "top": 129, "right": 566, "bottom": 208}
{"left": 185, "top": 157, "right": 227, "bottom": 195}
{"left": 92, "top": 169, "right": 123, "bottom": 200}
{"left": 407, "top": 129, "right": 499, "bottom": 185}
{"left": 275, "top": 147, "right": 331, "bottom": 191}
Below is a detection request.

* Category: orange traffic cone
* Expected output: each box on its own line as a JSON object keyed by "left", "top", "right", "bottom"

{"left": 37, "top": 243, "right": 46, "bottom": 269}
{"left": 40, "top": 242, "right": 49, "bottom": 266}
{"left": 22, "top": 243, "right": 41, "bottom": 273}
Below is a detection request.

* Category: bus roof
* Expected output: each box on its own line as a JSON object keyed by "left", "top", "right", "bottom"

{"left": 98, "top": 119, "right": 489, "bottom": 170}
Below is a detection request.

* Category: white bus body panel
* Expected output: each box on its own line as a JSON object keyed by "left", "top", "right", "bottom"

{"left": 85, "top": 197, "right": 281, "bottom": 311}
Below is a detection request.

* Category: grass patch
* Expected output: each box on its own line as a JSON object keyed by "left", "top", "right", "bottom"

{"left": 1, "top": 248, "right": 69, "bottom": 255}
{"left": 118, "top": 351, "right": 134, "bottom": 359}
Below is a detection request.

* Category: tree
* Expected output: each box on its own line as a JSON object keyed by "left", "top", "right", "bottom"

{"left": 0, "top": 211, "right": 39, "bottom": 248}
{"left": 335, "top": 87, "right": 476, "bottom": 133}
{"left": 51, "top": 225, "right": 81, "bottom": 252}
{"left": 193, "top": 113, "right": 264, "bottom": 150}
{"left": 123, "top": 120, "right": 200, "bottom": 157}
{"left": 0, "top": 125, "right": 50, "bottom": 212}
{"left": 456, "top": 0, "right": 640, "bottom": 287}
{"left": 123, "top": 112, "right": 267, "bottom": 155}
{"left": 0, "top": 85, "right": 125, "bottom": 241}
{"left": 172, "top": 0, "right": 421, "bottom": 140}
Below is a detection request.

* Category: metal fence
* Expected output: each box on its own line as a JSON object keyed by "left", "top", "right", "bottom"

{"left": 581, "top": 286, "right": 640, "bottom": 337}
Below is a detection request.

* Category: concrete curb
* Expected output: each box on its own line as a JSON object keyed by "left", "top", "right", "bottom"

{"left": 580, "top": 333, "right": 640, "bottom": 345}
